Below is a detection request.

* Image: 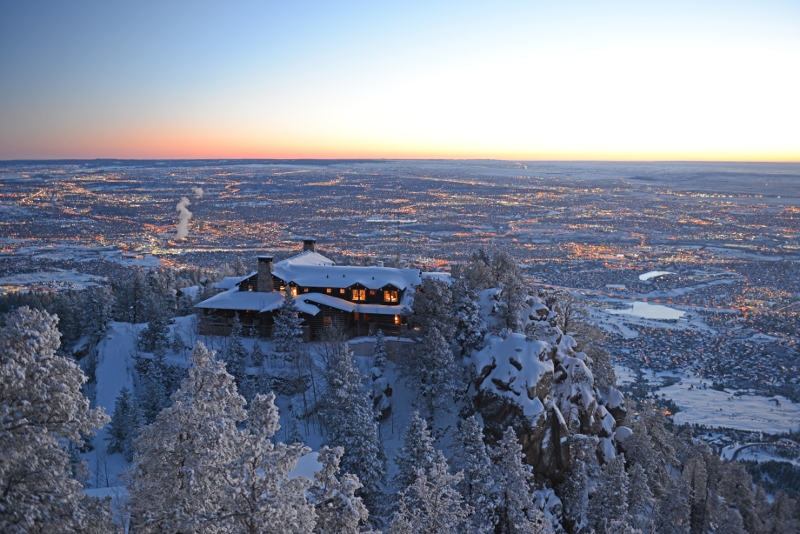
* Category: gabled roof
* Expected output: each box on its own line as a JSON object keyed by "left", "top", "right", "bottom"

{"left": 216, "top": 272, "right": 256, "bottom": 290}
{"left": 195, "top": 288, "right": 283, "bottom": 311}
{"left": 273, "top": 263, "right": 422, "bottom": 290}
{"left": 275, "top": 250, "right": 335, "bottom": 268}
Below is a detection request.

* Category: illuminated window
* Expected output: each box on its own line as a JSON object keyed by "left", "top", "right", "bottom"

{"left": 303, "top": 287, "right": 308, "bottom": 293}
{"left": 369, "top": 290, "right": 375, "bottom": 295}
{"left": 323, "top": 316, "right": 331, "bottom": 327}
{"left": 340, "top": 288, "right": 345, "bottom": 295}
{"left": 384, "top": 290, "right": 399, "bottom": 303}
{"left": 354, "top": 312, "right": 359, "bottom": 320}
{"left": 326, "top": 288, "right": 332, "bottom": 294}
{"left": 394, "top": 314, "right": 402, "bottom": 325}
{"left": 353, "top": 289, "right": 366, "bottom": 301}
{"left": 280, "top": 286, "right": 285, "bottom": 291}
{"left": 291, "top": 286, "right": 298, "bottom": 296}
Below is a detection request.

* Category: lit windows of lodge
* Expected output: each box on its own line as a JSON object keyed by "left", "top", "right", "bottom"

{"left": 384, "top": 290, "right": 399, "bottom": 303}
{"left": 353, "top": 289, "right": 366, "bottom": 301}
{"left": 394, "top": 314, "right": 401, "bottom": 325}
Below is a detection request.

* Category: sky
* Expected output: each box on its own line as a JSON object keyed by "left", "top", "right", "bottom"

{"left": 1, "top": 1, "right": 798, "bottom": 161}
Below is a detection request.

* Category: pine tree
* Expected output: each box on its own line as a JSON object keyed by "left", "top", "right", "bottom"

{"left": 126, "top": 342, "right": 247, "bottom": 533}
{"left": 139, "top": 314, "right": 169, "bottom": 352}
{"left": 273, "top": 289, "right": 304, "bottom": 355}
{"left": 559, "top": 434, "right": 599, "bottom": 532}
{"left": 394, "top": 411, "right": 436, "bottom": 491}
{"left": 223, "top": 314, "right": 248, "bottom": 385}
{"left": 388, "top": 450, "right": 472, "bottom": 534}
{"left": 372, "top": 329, "right": 387, "bottom": 372}
{"left": 496, "top": 268, "right": 529, "bottom": 334}
{"left": 626, "top": 463, "right": 655, "bottom": 532}
{"left": 403, "top": 326, "right": 458, "bottom": 418}
{"left": 107, "top": 387, "right": 142, "bottom": 462}
{"left": 450, "top": 416, "right": 497, "bottom": 533}
{"left": 308, "top": 446, "right": 370, "bottom": 534}
{"left": 251, "top": 341, "right": 266, "bottom": 366}
{"left": 494, "top": 427, "right": 551, "bottom": 534}
{"left": 409, "top": 277, "right": 455, "bottom": 340}
{"left": 0, "top": 307, "right": 112, "bottom": 533}
{"left": 83, "top": 285, "right": 114, "bottom": 341}
{"left": 138, "top": 349, "right": 170, "bottom": 424}
{"left": 228, "top": 392, "right": 317, "bottom": 534}
{"left": 452, "top": 280, "right": 485, "bottom": 357}
{"left": 320, "top": 343, "right": 386, "bottom": 511}
{"left": 588, "top": 455, "right": 629, "bottom": 534}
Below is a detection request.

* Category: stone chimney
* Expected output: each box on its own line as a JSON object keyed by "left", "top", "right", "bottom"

{"left": 257, "top": 256, "right": 273, "bottom": 292}
{"left": 303, "top": 239, "right": 317, "bottom": 253}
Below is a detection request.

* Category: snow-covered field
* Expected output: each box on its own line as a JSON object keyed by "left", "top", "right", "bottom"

{"left": 0, "top": 269, "right": 104, "bottom": 293}
{"left": 616, "top": 365, "right": 800, "bottom": 434}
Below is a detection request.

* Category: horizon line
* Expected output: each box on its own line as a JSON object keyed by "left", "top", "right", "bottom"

{"left": 2, "top": 157, "right": 799, "bottom": 165}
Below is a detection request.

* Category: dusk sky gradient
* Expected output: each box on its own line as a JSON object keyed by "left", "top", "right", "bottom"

{"left": 1, "top": 1, "right": 798, "bottom": 161}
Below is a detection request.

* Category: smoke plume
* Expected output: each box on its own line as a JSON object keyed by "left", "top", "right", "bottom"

{"left": 192, "top": 186, "right": 204, "bottom": 197}
{"left": 175, "top": 197, "right": 192, "bottom": 239}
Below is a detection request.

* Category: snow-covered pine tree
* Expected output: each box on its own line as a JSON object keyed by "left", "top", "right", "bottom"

{"left": 83, "top": 285, "right": 114, "bottom": 341}
{"left": 494, "top": 427, "right": 551, "bottom": 534}
{"left": 450, "top": 415, "right": 497, "bottom": 533}
{"left": 223, "top": 314, "right": 247, "bottom": 385}
{"left": 409, "top": 277, "right": 455, "bottom": 340}
{"left": 138, "top": 313, "right": 169, "bottom": 352}
{"left": 387, "top": 450, "right": 471, "bottom": 534}
{"left": 626, "top": 463, "right": 655, "bottom": 532}
{"left": 273, "top": 289, "right": 304, "bottom": 356}
{"left": 403, "top": 325, "right": 458, "bottom": 418}
{"left": 138, "top": 348, "right": 171, "bottom": 424}
{"left": 394, "top": 411, "right": 436, "bottom": 491}
{"left": 372, "top": 329, "right": 387, "bottom": 372}
{"left": 452, "top": 279, "right": 485, "bottom": 357}
{"left": 233, "top": 257, "right": 248, "bottom": 276}
{"left": 126, "top": 342, "right": 246, "bottom": 532}
{"left": 308, "top": 446, "right": 370, "bottom": 534}
{"left": 228, "top": 392, "right": 317, "bottom": 534}
{"left": 0, "top": 307, "right": 112, "bottom": 533}
{"left": 588, "top": 455, "right": 629, "bottom": 534}
{"left": 107, "top": 386, "right": 142, "bottom": 462}
{"left": 251, "top": 341, "right": 265, "bottom": 366}
{"left": 495, "top": 266, "right": 529, "bottom": 334}
{"left": 319, "top": 343, "right": 386, "bottom": 512}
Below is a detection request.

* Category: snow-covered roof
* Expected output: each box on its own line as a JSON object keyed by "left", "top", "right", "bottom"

{"left": 274, "top": 250, "right": 335, "bottom": 268}
{"left": 216, "top": 272, "right": 256, "bottom": 290}
{"left": 273, "top": 262, "right": 422, "bottom": 290}
{"left": 195, "top": 288, "right": 283, "bottom": 311}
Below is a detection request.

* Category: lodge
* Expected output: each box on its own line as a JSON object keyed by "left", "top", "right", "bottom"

{"left": 196, "top": 239, "right": 448, "bottom": 338}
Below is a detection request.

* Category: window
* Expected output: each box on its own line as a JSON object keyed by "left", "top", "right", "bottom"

{"left": 369, "top": 290, "right": 375, "bottom": 295}
{"left": 303, "top": 287, "right": 308, "bottom": 293}
{"left": 353, "top": 312, "right": 359, "bottom": 320}
{"left": 323, "top": 315, "right": 331, "bottom": 327}
{"left": 340, "top": 288, "right": 345, "bottom": 295}
{"left": 353, "top": 289, "right": 366, "bottom": 301}
{"left": 279, "top": 285, "right": 285, "bottom": 291}
{"left": 394, "top": 314, "right": 402, "bottom": 325}
{"left": 326, "top": 288, "right": 332, "bottom": 294}
{"left": 291, "top": 286, "right": 298, "bottom": 296}
{"left": 384, "top": 290, "right": 399, "bottom": 303}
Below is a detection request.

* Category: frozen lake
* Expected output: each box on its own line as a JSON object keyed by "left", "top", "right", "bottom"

{"left": 607, "top": 301, "right": 685, "bottom": 320}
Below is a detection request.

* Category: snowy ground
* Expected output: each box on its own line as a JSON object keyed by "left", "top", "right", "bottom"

{"left": 83, "top": 317, "right": 464, "bottom": 494}
{"left": 0, "top": 269, "right": 104, "bottom": 293}
{"left": 616, "top": 365, "right": 800, "bottom": 434}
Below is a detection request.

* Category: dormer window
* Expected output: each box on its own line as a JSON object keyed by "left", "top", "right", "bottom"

{"left": 384, "top": 290, "right": 399, "bottom": 303}
{"left": 353, "top": 289, "right": 366, "bottom": 301}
